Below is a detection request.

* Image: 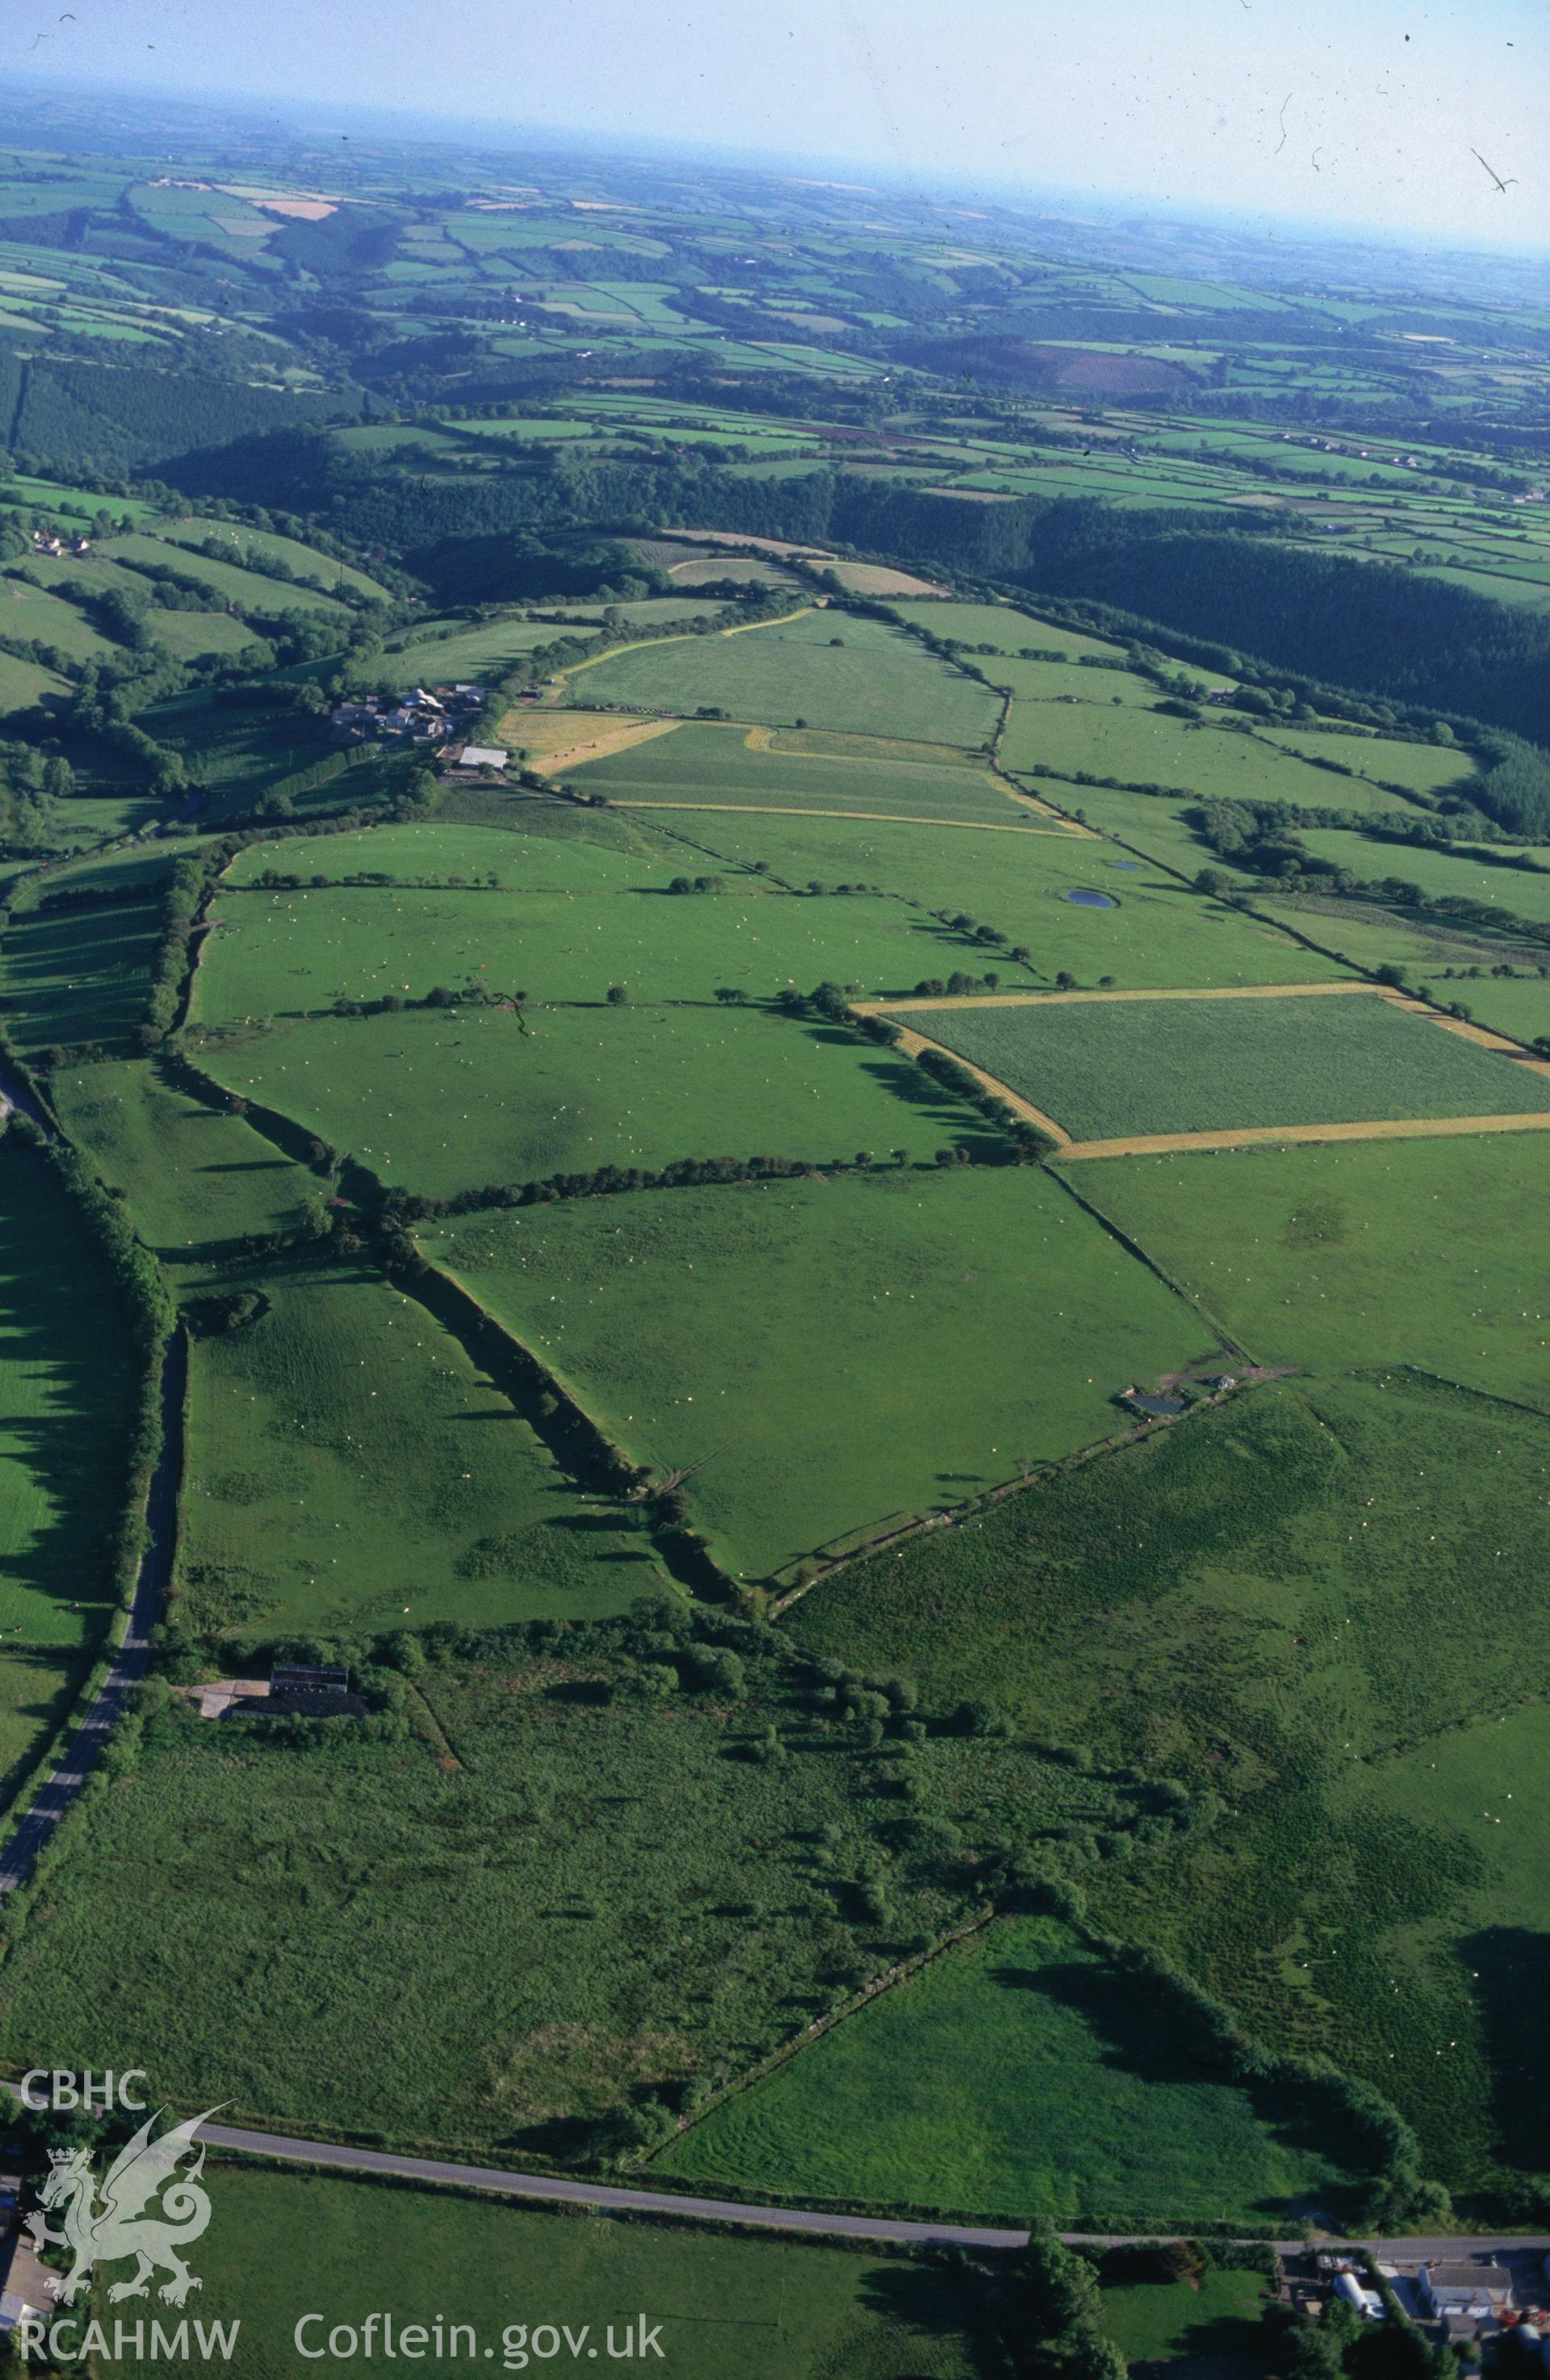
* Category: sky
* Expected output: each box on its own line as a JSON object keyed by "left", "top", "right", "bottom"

{"left": 15, "top": 0, "right": 1549, "bottom": 252}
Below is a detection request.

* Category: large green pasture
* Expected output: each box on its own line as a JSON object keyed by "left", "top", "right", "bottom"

{"left": 659, "top": 1913, "right": 1351, "bottom": 2225}
{"left": 1002, "top": 708, "right": 1418, "bottom": 811}
{"left": 1298, "top": 831, "right": 1550, "bottom": 927}
{"left": 144, "top": 606, "right": 265, "bottom": 663}
{"left": 0, "top": 889, "right": 165, "bottom": 1053}
{"left": 982, "top": 655, "right": 1158, "bottom": 707}
{"left": 888, "top": 600, "right": 1128, "bottom": 660}
{"left": 0, "top": 577, "right": 120, "bottom": 663}
{"left": 1256, "top": 725, "right": 1479, "bottom": 800}
{"left": 157, "top": 2165, "right": 990, "bottom": 2380}
{"left": 161, "top": 516, "right": 388, "bottom": 600}
{"left": 0, "top": 650, "right": 66, "bottom": 717}
{"left": 563, "top": 611, "right": 1000, "bottom": 747}
{"left": 98, "top": 533, "right": 349, "bottom": 618}
{"left": 0, "top": 1642, "right": 1119, "bottom": 2153}
{"left": 642, "top": 807, "right": 1344, "bottom": 989}
{"left": 569, "top": 718, "right": 1021, "bottom": 824}
{"left": 195, "top": 881, "right": 962, "bottom": 1019}
{"left": 1074, "top": 1131, "right": 1550, "bottom": 1404}
{"left": 382, "top": 616, "right": 600, "bottom": 685}
{"left": 178, "top": 1249, "right": 661, "bottom": 1635}
{"left": 224, "top": 815, "right": 662, "bottom": 892}
{"left": 0, "top": 1131, "right": 139, "bottom": 1653}
{"left": 49, "top": 1060, "right": 310, "bottom": 1257}
{"left": 900, "top": 990, "right": 1541, "bottom": 1140}
{"left": 434, "top": 1166, "right": 1198, "bottom": 1579}
{"left": 196, "top": 998, "right": 975, "bottom": 1198}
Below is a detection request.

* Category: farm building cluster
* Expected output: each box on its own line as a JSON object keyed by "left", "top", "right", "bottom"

{"left": 329, "top": 681, "right": 489, "bottom": 749}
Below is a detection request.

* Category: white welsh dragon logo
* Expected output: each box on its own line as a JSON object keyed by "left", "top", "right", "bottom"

{"left": 24, "top": 2107, "right": 221, "bottom": 2308}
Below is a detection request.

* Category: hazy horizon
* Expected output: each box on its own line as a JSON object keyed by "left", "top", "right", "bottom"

{"left": 10, "top": 0, "right": 1547, "bottom": 257}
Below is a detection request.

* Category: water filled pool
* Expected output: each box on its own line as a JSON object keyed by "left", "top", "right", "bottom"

{"left": 1064, "top": 888, "right": 1116, "bottom": 908}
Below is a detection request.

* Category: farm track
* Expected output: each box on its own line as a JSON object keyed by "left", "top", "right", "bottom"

{"left": 1059, "top": 1110, "right": 1550, "bottom": 1161}
{"left": 523, "top": 717, "right": 682, "bottom": 773}
{"left": 605, "top": 801, "right": 1086, "bottom": 833}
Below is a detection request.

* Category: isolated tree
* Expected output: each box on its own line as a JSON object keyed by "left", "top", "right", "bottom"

{"left": 605, "top": 984, "right": 629, "bottom": 1006}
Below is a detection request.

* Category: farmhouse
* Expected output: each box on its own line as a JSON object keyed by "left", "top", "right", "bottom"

{"left": 1417, "top": 2265, "right": 1513, "bottom": 2324}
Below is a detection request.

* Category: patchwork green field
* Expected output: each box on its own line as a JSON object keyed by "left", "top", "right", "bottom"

{"left": 196, "top": 998, "right": 978, "bottom": 1199}
{"left": 1074, "top": 1131, "right": 1550, "bottom": 1404}
{"left": 48, "top": 1061, "right": 660, "bottom": 1635}
{"left": 156, "top": 2165, "right": 991, "bottom": 2380}
{"left": 0, "top": 649, "right": 67, "bottom": 717}
{"left": 568, "top": 718, "right": 1022, "bottom": 823}
{"left": 195, "top": 880, "right": 968, "bottom": 1020}
{"left": 658, "top": 1912, "right": 1355, "bottom": 2225}
{"left": 1256, "top": 724, "right": 1480, "bottom": 800}
{"left": 433, "top": 1166, "right": 1198, "bottom": 1579}
{"left": 896, "top": 989, "right": 1545, "bottom": 1142}
{"left": 0, "top": 1638, "right": 1131, "bottom": 2150}
{"left": 563, "top": 611, "right": 1001, "bottom": 747}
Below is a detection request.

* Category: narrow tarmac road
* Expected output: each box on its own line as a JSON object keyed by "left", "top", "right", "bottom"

{"left": 193, "top": 2122, "right": 1550, "bottom": 2265}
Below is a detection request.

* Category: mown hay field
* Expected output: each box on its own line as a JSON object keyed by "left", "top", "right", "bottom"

{"left": 0, "top": 1643, "right": 1121, "bottom": 2152}
{"left": 658, "top": 1912, "right": 1355, "bottom": 2226}
{"left": 196, "top": 1000, "right": 978, "bottom": 1199}
{"left": 563, "top": 611, "right": 1001, "bottom": 747}
{"left": 433, "top": 1167, "right": 1198, "bottom": 1579}
{"left": 898, "top": 990, "right": 1542, "bottom": 1142}
{"left": 195, "top": 881, "right": 965, "bottom": 1021}
{"left": 569, "top": 717, "right": 1020, "bottom": 824}
{"left": 1075, "top": 1131, "right": 1550, "bottom": 1405}
{"left": 155, "top": 2165, "right": 990, "bottom": 2380}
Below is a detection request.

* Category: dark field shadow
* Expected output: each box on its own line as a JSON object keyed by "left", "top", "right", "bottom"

{"left": 0, "top": 1144, "right": 135, "bottom": 1631}
{"left": 1463, "top": 1926, "right": 1550, "bottom": 2175}
{"left": 857, "top": 2264, "right": 1003, "bottom": 2372}
{"left": 991, "top": 1957, "right": 1362, "bottom": 2220}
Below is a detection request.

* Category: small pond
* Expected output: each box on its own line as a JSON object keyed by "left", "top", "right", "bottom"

{"left": 1064, "top": 888, "right": 1116, "bottom": 908}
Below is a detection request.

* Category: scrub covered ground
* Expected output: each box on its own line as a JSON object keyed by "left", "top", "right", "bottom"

{"left": 658, "top": 1912, "right": 1355, "bottom": 2227}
